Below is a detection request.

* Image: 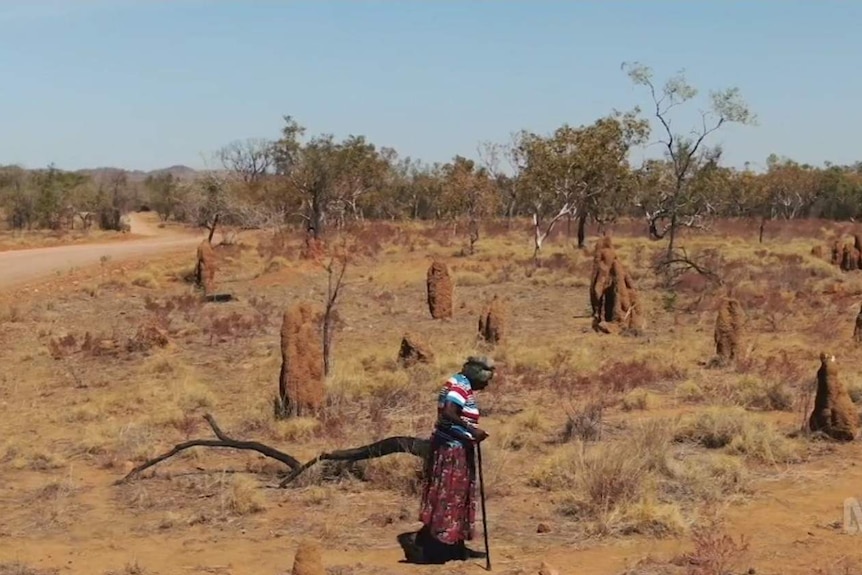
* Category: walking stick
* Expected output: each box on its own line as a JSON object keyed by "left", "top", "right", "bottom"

{"left": 476, "top": 442, "right": 491, "bottom": 570}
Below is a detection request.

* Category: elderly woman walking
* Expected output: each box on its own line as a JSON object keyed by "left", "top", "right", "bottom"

{"left": 416, "top": 356, "right": 494, "bottom": 564}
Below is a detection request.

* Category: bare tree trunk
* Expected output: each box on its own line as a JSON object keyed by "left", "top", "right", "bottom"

{"left": 667, "top": 213, "right": 679, "bottom": 257}
{"left": 532, "top": 204, "right": 574, "bottom": 266}
{"left": 323, "top": 257, "right": 348, "bottom": 376}
{"left": 207, "top": 213, "right": 220, "bottom": 243}
{"left": 468, "top": 217, "right": 479, "bottom": 254}
{"left": 577, "top": 212, "right": 588, "bottom": 249}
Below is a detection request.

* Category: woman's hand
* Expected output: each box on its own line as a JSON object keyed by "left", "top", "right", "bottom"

{"left": 472, "top": 428, "right": 489, "bottom": 443}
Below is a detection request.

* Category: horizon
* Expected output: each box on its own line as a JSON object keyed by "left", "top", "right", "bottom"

{"left": 1, "top": 1, "right": 860, "bottom": 173}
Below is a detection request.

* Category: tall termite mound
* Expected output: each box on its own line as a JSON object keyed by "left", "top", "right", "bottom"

{"left": 291, "top": 539, "right": 325, "bottom": 575}
{"left": 808, "top": 353, "right": 859, "bottom": 442}
{"left": 478, "top": 294, "right": 507, "bottom": 345}
{"left": 195, "top": 239, "right": 216, "bottom": 294}
{"left": 426, "top": 260, "right": 453, "bottom": 319}
{"left": 854, "top": 303, "right": 862, "bottom": 344}
{"left": 714, "top": 297, "right": 744, "bottom": 364}
{"left": 832, "top": 235, "right": 862, "bottom": 272}
{"left": 276, "top": 301, "right": 325, "bottom": 418}
{"left": 589, "top": 236, "right": 641, "bottom": 334}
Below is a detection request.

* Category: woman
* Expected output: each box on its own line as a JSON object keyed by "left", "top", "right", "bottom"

{"left": 417, "top": 356, "right": 494, "bottom": 563}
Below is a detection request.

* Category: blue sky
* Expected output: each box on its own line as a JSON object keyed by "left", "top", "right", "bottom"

{"left": 1, "top": 1, "right": 860, "bottom": 172}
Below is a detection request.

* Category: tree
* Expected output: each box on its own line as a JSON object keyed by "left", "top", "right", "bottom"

{"left": 438, "top": 155, "right": 499, "bottom": 254}
{"left": 217, "top": 138, "right": 275, "bottom": 187}
{"left": 512, "top": 128, "right": 579, "bottom": 263}
{"left": 754, "top": 155, "right": 817, "bottom": 241}
{"left": 565, "top": 110, "right": 650, "bottom": 248}
{"left": 477, "top": 139, "right": 521, "bottom": 224}
{"left": 272, "top": 116, "right": 392, "bottom": 237}
{"left": 0, "top": 165, "right": 34, "bottom": 230}
{"left": 622, "top": 61, "right": 756, "bottom": 256}
{"left": 30, "top": 165, "right": 89, "bottom": 230}
{"left": 145, "top": 173, "right": 183, "bottom": 222}
{"left": 512, "top": 110, "right": 649, "bottom": 262}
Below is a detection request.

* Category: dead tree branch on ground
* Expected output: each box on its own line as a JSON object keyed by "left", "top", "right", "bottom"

{"left": 115, "top": 413, "right": 300, "bottom": 484}
{"left": 115, "top": 413, "right": 430, "bottom": 487}
{"left": 277, "top": 436, "right": 430, "bottom": 487}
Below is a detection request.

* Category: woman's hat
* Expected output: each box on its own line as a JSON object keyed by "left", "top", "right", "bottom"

{"left": 465, "top": 356, "right": 495, "bottom": 371}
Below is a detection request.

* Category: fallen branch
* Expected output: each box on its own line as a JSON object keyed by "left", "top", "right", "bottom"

{"left": 115, "top": 413, "right": 301, "bottom": 484}
{"left": 115, "top": 414, "right": 431, "bottom": 487}
{"left": 277, "top": 436, "right": 431, "bottom": 488}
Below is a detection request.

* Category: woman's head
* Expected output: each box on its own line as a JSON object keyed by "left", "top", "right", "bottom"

{"left": 461, "top": 356, "right": 495, "bottom": 389}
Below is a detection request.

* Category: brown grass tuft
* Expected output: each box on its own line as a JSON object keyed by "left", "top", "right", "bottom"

{"left": 126, "top": 321, "right": 169, "bottom": 353}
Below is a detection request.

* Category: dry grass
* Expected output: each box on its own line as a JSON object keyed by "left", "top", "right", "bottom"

{"left": 1, "top": 217, "right": 860, "bottom": 573}
{"left": 0, "top": 228, "right": 136, "bottom": 252}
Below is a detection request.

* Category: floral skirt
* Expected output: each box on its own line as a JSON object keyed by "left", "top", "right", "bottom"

{"left": 418, "top": 439, "right": 476, "bottom": 545}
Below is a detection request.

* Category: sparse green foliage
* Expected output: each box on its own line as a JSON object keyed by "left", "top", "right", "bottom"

{"left": 622, "top": 61, "right": 757, "bottom": 257}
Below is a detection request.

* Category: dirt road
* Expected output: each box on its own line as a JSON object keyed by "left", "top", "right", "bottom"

{"left": 0, "top": 214, "right": 204, "bottom": 290}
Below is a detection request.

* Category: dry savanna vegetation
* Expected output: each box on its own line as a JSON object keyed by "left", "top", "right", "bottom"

{"left": 3, "top": 217, "right": 862, "bottom": 575}
{"left": 3, "top": 63, "right": 862, "bottom": 575}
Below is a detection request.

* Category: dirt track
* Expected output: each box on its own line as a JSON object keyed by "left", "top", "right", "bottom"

{"left": 0, "top": 214, "right": 204, "bottom": 290}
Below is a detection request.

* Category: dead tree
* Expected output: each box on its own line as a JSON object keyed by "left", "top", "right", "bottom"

{"left": 532, "top": 204, "right": 574, "bottom": 265}
{"left": 323, "top": 255, "right": 348, "bottom": 376}
{"left": 115, "top": 413, "right": 430, "bottom": 487}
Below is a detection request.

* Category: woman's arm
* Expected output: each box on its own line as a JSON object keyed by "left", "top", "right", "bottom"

{"left": 441, "top": 402, "right": 488, "bottom": 442}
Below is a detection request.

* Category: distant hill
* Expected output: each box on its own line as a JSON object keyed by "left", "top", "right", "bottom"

{"left": 74, "top": 165, "right": 201, "bottom": 183}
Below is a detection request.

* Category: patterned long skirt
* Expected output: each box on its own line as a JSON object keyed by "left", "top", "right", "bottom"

{"left": 418, "top": 439, "right": 476, "bottom": 545}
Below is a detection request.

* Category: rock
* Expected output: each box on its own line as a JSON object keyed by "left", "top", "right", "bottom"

{"left": 397, "top": 332, "right": 434, "bottom": 367}
{"left": 536, "top": 522, "right": 551, "bottom": 533}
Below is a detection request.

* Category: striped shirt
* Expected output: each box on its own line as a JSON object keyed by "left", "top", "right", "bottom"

{"left": 433, "top": 373, "right": 480, "bottom": 446}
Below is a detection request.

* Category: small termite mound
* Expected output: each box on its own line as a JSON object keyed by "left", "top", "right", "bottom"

{"left": 478, "top": 294, "right": 507, "bottom": 345}
{"left": 808, "top": 353, "right": 859, "bottom": 442}
{"left": 426, "top": 260, "right": 453, "bottom": 319}
{"left": 195, "top": 239, "right": 217, "bottom": 294}
{"left": 397, "top": 332, "right": 435, "bottom": 368}
{"left": 831, "top": 239, "right": 843, "bottom": 266}
{"left": 291, "top": 539, "right": 325, "bottom": 575}
{"left": 589, "top": 238, "right": 641, "bottom": 334}
{"left": 841, "top": 242, "right": 860, "bottom": 272}
{"left": 714, "top": 297, "right": 744, "bottom": 365}
{"left": 275, "top": 301, "right": 324, "bottom": 419}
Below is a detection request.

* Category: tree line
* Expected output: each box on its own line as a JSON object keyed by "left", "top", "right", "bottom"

{"left": 2, "top": 63, "right": 861, "bottom": 252}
